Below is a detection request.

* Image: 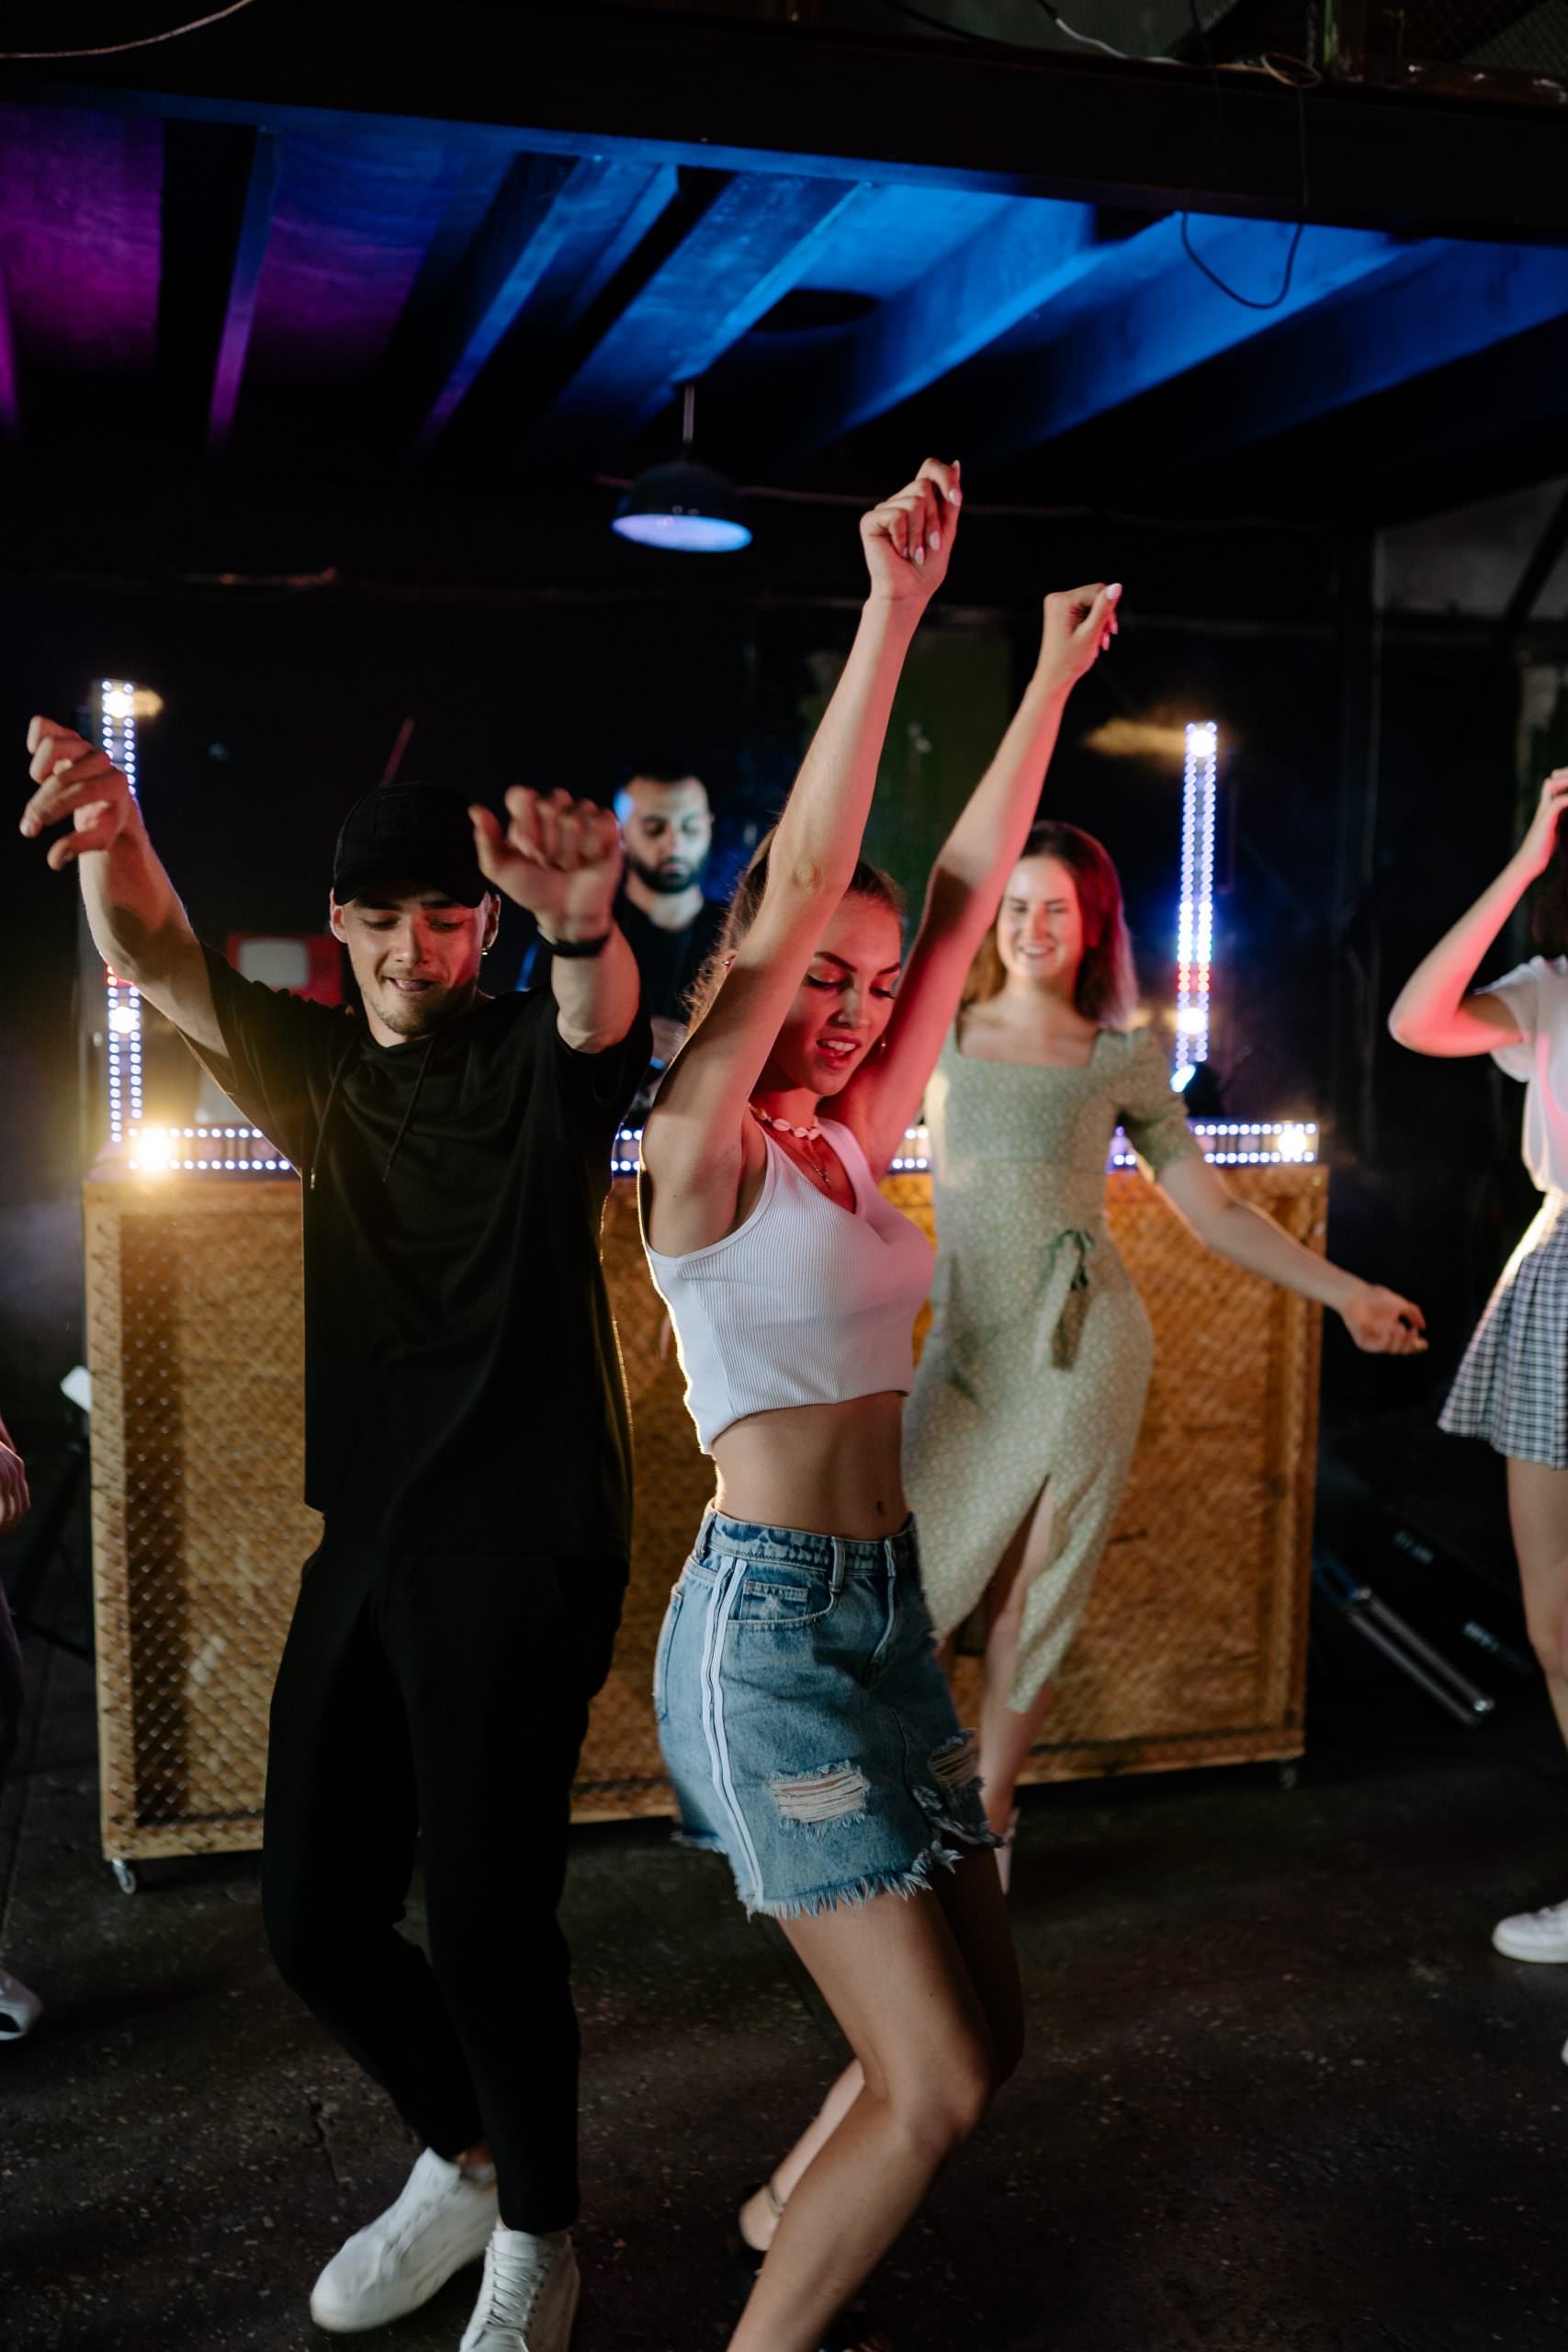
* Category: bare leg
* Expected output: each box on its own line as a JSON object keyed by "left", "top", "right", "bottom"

{"left": 1507, "top": 1457, "right": 1568, "bottom": 1750}
{"left": 975, "top": 1486, "right": 1057, "bottom": 1840}
{"left": 735, "top": 1849, "right": 1021, "bottom": 2285}
{"left": 729, "top": 1862, "right": 1020, "bottom": 2352}
{"left": 737, "top": 2065, "right": 862, "bottom": 2252}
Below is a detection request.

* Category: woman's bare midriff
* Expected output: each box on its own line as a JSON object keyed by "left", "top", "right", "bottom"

{"left": 710, "top": 1391, "right": 908, "bottom": 1540}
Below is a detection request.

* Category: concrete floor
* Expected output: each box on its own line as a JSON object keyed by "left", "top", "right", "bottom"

{"left": 5, "top": 1619, "right": 1568, "bottom": 2352}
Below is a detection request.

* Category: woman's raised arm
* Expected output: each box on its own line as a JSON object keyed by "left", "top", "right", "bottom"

{"left": 1389, "top": 768, "right": 1568, "bottom": 1057}
{"left": 839, "top": 581, "right": 1119, "bottom": 1175}
{"left": 642, "top": 460, "right": 961, "bottom": 1246}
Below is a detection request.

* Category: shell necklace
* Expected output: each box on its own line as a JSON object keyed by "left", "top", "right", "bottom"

{"left": 750, "top": 1102, "right": 836, "bottom": 1194}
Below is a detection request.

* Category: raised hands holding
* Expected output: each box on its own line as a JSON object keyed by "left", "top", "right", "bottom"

{"left": 470, "top": 786, "right": 623, "bottom": 941}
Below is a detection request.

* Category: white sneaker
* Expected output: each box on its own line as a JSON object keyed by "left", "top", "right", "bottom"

{"left": 310, "top": 2148, "right": 498, "bottom": 2332}
{"left": 0, "top": 1968, "right": 42, "bottom": 2040}
{"left": 1493, "top": 1898, "right": 1568, "bottom": 1963}
{"left": 460, "top": 2226, "right": 580, "bottom": 2352}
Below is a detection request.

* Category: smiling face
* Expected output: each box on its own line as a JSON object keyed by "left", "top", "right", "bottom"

{"left": 761, "top": 891, "right": 904, "bottom": 1099}
{"left": 618, "top": 775, "right": 714, "bottom": 895}
{"left": 330, "top": 887, "right": 500, "bottom": 1044}
{"left": 994, "top": 854, "right": 1088, "bottom": 997}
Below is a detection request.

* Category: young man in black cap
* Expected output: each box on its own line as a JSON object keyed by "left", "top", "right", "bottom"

{"left": 21, "top": 720, "right": 649, "bottom": 2352}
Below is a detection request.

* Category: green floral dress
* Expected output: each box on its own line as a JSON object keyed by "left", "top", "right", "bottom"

{"left": 903, "top": 1022, "right": 1201, "bottom": 1711}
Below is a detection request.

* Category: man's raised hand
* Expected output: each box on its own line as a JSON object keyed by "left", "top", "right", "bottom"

{"left": 470, "top": 786, "right": 624, "bottom": 939}
{"left": 21, "top": 717, "right": 138, "bottom": 871}
{"left": 23, "top": 716, "right": 137, "bottom": 867}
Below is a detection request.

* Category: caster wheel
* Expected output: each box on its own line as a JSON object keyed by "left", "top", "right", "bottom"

{"left": 110, "top": 1859, "right": 138, "bottom": 1895}
{"left": 1277, "top": 1762, "right": 1300, "bottom": 1792}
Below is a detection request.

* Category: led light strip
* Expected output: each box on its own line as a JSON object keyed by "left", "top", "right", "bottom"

{"left": 1111, "top": 1119, "right": 1318, "bottom": 1169}
{"left": 1173, "top": 719, "right": 1218, "bottom": 1094}
{"left": 99, "top": 682, "right": 142, "bottom": 1145}
{"left": 127, "top": 1115, "right": 1314, "bottom": 1180}
{"left": 128, "top": 1125, "right": 292, "bottom": 1174}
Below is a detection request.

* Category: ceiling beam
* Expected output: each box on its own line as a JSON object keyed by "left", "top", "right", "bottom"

{"left": 400, "top": 152, "right": 592, "bottom": 458}
{"left": 1144, "top": 305, "right": 1568, "bottom": 530}
{"left": 952, "top": 219, "right": 1425, "bottom": 473}
{"left": 527, "top": 169, "right": 870, "bottom": 469}
{"left": 754, "top": 197, "right": 1106, "bottom": 464}
{"left": 17, "top": 3, "right": 1568, "bottom": 243}
{"left": 1174, "top": 240, "right": 1568, "bottom": 465}
{"left": 156, "top": 119, "right": 280, "bottom": 460}
{"left": 0, "top": 266, "right": 19, "bottom": 441}
{"left": 376, "top": 150, "right": 679, "bottom": 463}
{"left": 204, "top": 125, "right": 280, "bottom": 460}
{"left": 1493, "top": 479, "right": 1568, "bottom": 656}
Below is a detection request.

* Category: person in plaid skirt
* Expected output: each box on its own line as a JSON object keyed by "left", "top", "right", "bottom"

{"left": 1391, "top": 766, "right": 1568, "bottom": 2016}
{"left": 0, "top": 1406, "right": 40, "bottom": 2041}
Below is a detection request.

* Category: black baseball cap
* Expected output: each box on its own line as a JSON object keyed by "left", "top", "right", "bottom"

{"left": 332, "top": 784, "right": 488, "bottom": 907}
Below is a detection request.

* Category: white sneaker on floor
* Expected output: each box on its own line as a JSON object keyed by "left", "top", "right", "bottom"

{"left": 1493, "top": 1898, "right": 1568, "bottom": 1963}
{"left": 0, "top": 1968, "right": 42, "bottom": 2039}
{"left": 460, "top": 2226, "right": 580, "bottom": 2352}
{"left": 310, "top": 2147, "right": 498, "bottom": 2332}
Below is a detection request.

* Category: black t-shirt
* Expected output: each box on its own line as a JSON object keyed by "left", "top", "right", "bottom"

{"left": 186, "top": 948, "right": 650, "bottom": 1556}
{"left": 520, "top": 891, "right": 728, "bottom": 1028}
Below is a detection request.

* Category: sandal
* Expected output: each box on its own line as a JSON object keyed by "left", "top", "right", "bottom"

{"left": 728, "top": 2177, "right": 891, "bottom": 2349}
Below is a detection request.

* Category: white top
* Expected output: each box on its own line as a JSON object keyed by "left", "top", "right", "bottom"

{"left": 1481, "top": 955, "right": 1568, "bottom": 1193}
{"left": 642, "top": 1117, "right": 935, "bottom": 1454}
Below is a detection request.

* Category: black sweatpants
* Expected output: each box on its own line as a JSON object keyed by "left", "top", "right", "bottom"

{"left": 0, "top": 1577, "right": 23, "bottom": 1795}
{"left": 261, "top": 1531, "right": 626, "bottom": 2233}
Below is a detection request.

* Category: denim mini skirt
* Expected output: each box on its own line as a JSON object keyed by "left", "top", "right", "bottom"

{"left": 653, "top": 1507, "right": 1001, "bottom": 1920}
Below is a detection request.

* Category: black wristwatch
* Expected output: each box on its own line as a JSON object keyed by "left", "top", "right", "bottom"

{"left": 540, "top": 928, "right": 613, "bottom": 959}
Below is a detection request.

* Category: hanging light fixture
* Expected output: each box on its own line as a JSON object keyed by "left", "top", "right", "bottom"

{"left": 612, "top": 382, "right": 751, "bottom": 553}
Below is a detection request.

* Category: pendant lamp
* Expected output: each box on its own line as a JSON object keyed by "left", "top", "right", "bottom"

{"left": 612, "top": 383, "right": 751, "bottom": 553}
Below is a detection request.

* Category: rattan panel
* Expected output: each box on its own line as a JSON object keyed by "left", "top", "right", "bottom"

{"left": 85, "top": 1163, "right": 1324, "bottom": 1856}
{"left": 593, "top": 1165, "right": 1324, "bottom": 1815}
{"left": 85, "top": 1181, "right": 321, "bottom": 1864}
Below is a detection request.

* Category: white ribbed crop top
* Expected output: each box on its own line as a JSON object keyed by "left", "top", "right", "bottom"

{"left": 642, "top": 1118, "right": 935, "bottom": 1454}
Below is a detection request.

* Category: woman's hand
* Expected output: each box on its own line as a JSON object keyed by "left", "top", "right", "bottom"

{"left": 860, "top": 458, "right": 962, "bottom": 607}
{"left": 1338, "top": 1283, "right": 1427, "bottom": 1356}
{"left": 1516, "top": 768, "right": 1568, "bottom": 881}
{"left": 1035, "top": 582, "right": 1122, "bottom": 695}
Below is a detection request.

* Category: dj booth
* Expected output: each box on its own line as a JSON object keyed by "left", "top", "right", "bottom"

{"left": 82, "top": 1121, "right": 1325, "bottom": 1883}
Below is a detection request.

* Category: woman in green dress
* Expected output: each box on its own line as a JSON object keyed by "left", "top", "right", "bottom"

{"left": 904, "top": 820, "right": 1428, "bottom": 1880}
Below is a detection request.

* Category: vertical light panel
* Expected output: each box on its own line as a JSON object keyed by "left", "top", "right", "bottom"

{"left": 1173, "top": 719, "right": 1217, "bottom": 1094}
{"left": 98, "top": 681, "right": 141, "bottom": 1144}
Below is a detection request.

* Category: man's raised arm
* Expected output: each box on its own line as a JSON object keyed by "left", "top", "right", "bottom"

{"left": 20, "top": 715, "right": 221, "bottom": 1054}
{"left": 469, "top": 786, "right": 641, "bottom": 1054}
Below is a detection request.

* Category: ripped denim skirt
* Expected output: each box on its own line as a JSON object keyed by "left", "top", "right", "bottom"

{"left": 653, "top": 1507, "right": 1001, "bottom": 1921}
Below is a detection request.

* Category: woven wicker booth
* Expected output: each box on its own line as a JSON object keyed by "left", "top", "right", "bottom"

{"left": 84, "top": 1148, "right": 1325, "bottom": 1876}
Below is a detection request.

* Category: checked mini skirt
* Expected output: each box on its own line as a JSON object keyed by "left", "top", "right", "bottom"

{"left": 1441, "top": 1189, "right": 1568, "bottom": 1467}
